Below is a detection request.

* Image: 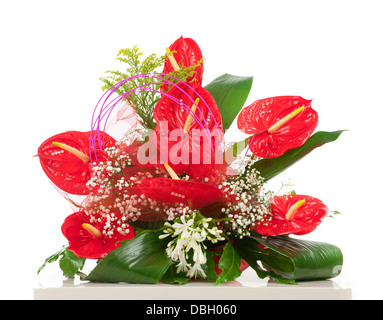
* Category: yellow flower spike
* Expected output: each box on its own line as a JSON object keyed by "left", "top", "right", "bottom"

{"left": 285, "top": 199, "right": 306, "bottom": 220}
{"left": 166, "top": 47, "right": 180, "bottom": 71}
{"left": 268, "top": 106, "right": 305, "bottom": 134}
{"left": 52, "top": 141, "right": 90, "bottom": 163}
{"left": 82, "top": 223, "right": 102, "bottom": 238}
{"left": 164, "top": 163, "right": 180, "bottom": 180}
{"left": 183, "top": 98, "right": 200, "bottom": 134}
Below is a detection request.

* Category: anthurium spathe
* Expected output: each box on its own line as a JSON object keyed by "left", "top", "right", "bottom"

{"left": 37, "top": 131, "right": 116, "bottom": 195}
{"left": 255, "top": 194, "right": 329, "bottom": 236}
{"left": 163, "top": 36, "right": 204, "bottom": 86}
{"left": 154, "top": 82, "right": 223, "bottom": 135}
{"left": 138, "top": 177, "right": 226, "bottom": 213}
{"left": 237, "top": 96, "right": 318, "bottom": 158}
{"left": 61, "top": 211, "right": 134, "bottom": 259}
{"left": 153, "top": 82, "right": 223, "bottom": 175}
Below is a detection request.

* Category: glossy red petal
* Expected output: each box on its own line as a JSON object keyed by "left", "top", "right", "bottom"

{"left": 61, "top": 211, "right": 103, "bottom": 259}
{"left": 83, "top": 131, "right": 116, "bottom": 151}
{"left": 237, "top": 96, "right": 318, "bottom": 158}
{"left": 37, "top": 131, "right": 116, "bottom": 195}
{"left": 185, "top": 163, "right": 229, "bottom": 186}
{"left": 154, "top": 82, "right": 222, "bottom": 133}
{"left": 163, "top": 36, "right": 204, "bottom": 85}
{"left": 61, "top": 211, "right": 134, "bottom": 259}
{"left": 153, "top": 83, "right": 223, "bottom": 169}
{"left": 255, "top": 194, "right": 329, "bottom": 236}
{"left": 138, "top": 178, "right": 225, "bottom": 211}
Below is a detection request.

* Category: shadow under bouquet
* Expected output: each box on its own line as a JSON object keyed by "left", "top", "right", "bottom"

{"left": 36, "top": 36, "right": 344, "bottom": 285}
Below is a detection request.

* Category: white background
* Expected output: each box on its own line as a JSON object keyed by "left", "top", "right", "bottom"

{"left": 1, "top": 0, "right": 382, "bottom": 299}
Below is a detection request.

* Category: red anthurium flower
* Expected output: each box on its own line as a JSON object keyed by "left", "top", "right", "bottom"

{"left": 237, "top": 96, "right": 318, "bottom": 158}
{"left": 154, "top": 82, "right": 222, "bottom": 135}
{"left": 255, "top": 194, "right": 329, "bottom": 236}
{"left": 37, "top": 131, "right": 116, "bottom": 195}
{"left": 162, "top": 36, "right": 204, "bottom": 90}
{"left": 153, "top": 82, "right": 223, "bottom": 175}
{"left": 138, "top": 177, "right": 226, "bottom": 213}
{"left": 61, "top": 210, "right": 134, "bottom": 259}
{"left": 117, "top": 137, "right": 229, "bottom": 187}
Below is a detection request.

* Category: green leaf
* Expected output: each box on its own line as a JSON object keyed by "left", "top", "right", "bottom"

{"left": 161, "top": 265, "right": 190, "bottom": 285}
{"left": 216, "top": 241, "right": 242, "bottom": 285}
{"left": 37, "top": 245, "right": 68, "bottom": 275}
{"left": 200, "top": 251, "right": 219, "bottom": 282}
{"left": 231, "top": 136, "right": 252, "bottom": 158}
{"left": 221, "top": 136, "right": 251, "bottom": 165}
{"left": 234, "top": 232, "right": 343, "bottom": 283}
{"left": 250, "top": 130, "right": 346, "bottom": 182}
{"left": 85, "top": 230, "right": 174, "bottom": 283}
{"left": 234, "top": 237, "right": 298, "bottom": 284}
{"left": 37, "top": 245, "right": 86, "bottom": 278}
{"left": 328, "top": 210, "right": 342, "bottom": 219}
{"left": 59, "top": 250, "right": 86, "bottom": 278}
{"left": 205, "top": 73, "right": 253, "bottom": 130}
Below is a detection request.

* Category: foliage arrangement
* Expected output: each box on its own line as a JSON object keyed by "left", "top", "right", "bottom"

{"left": 36, "top": 36, "right": 344, "bottom": 285}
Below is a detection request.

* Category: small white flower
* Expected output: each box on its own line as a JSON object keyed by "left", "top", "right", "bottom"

{"left": 173, "top": 215, "right": 194, "bottom": 236}
{"left": 159, "top": 212, "right": 224, "bottom": 279}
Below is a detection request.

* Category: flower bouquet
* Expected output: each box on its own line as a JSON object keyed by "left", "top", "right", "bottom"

{"left": 36, "top": 37, "right": 344, "bottom": 285}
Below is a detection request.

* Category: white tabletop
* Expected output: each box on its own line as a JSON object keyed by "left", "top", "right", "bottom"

{"left": 34, "top": 267, "right": 351, "bottom": 300}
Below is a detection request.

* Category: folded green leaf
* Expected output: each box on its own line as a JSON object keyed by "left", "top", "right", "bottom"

{"left": 86, "top": 230, "right": 173, "bottom": 283}
{"left": 205, "top": 73, "right": 253, "bottom": 130}
{"left": 234, "top": 232, "right": 343, "bottom": 283}
{"left": 216, "top": 241, "right": 242, "bottom": 285}
{"left": 250, "top": 130, "right": 346, "bottom": 182}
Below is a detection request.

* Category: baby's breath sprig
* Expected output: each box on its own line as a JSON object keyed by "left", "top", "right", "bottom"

{"left": 86, "top": 145, "right": 133, "bottom": 190}
{"left": 218, "top": 156, "right": 273, "bottom": 238}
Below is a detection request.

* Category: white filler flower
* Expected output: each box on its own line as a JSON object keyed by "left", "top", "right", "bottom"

{"left": 159, "top": 211, "right": 225, "bottom": 278}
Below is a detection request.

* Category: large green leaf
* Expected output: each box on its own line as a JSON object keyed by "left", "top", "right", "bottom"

{"left": 234, "top": 232, "right": 343, "bottom": 283}
{"left": 86, "top": 230, "right": 173, "bottom": 283}
{"left": 250, "top": 130, "right": 346, "bottom": 182}
{"left": 205, "top": 73, "right": 253, "bottom": 130}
